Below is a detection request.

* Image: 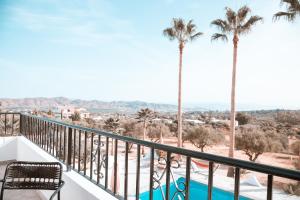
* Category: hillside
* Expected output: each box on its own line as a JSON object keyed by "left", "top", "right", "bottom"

{"left": 0, "top": 97, "right": 179, "bottom": 113}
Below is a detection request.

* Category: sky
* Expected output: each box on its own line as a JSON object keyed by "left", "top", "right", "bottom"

{"left": 0, "top": 0, "right": 299, "bottom": 110}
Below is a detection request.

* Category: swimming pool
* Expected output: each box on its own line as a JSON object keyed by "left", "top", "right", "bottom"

{"left": 140, "top": 177, "right": 252, "bottom": 200}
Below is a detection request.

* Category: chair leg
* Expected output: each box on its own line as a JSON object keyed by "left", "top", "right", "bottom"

{"left": 0, "top": 190, "right": 4, "bottom": 200}
{"left": 58, "top": 191, "right": 60, "bottom": 200}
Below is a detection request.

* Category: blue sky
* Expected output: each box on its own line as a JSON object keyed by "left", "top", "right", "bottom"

{"left": 0, "top": 0, "right": 300, "bottom": 110}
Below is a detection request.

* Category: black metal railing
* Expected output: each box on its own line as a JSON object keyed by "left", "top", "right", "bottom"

{"left": 0, "top": 112, "right": 20, "bottom": 136}
{"left": 1, "top": 113, "right": 300, "bottom": 200}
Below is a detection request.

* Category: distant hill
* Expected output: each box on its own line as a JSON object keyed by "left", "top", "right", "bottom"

{"left": 0, "top": 97, "right": 180, "bottom": 113}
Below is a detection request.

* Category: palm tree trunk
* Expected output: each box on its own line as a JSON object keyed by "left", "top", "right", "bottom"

{"left": 177, "top": 43, "right": 184, "bottom": 148}
{"left": 142, "top": 121, "right": 146, "bottom": 155}
{"left": 227, "top": 34, "right": 239, "bottom": 177}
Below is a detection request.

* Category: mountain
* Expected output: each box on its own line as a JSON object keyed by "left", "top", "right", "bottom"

{"left": 0, "top": 97, "right": 180, "bottom": 113}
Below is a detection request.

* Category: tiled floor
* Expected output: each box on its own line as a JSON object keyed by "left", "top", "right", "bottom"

{"left": 0, "top": 161, "right": 42, "bottom": 200}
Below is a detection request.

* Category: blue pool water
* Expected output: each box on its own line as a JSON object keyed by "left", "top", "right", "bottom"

{"left": 140, "top": 177, "right": 252, "bottom": 200}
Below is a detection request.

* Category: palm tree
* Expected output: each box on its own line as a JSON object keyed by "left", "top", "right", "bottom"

{"left": 274, "top": 0, "right": 300, "bottom": 21}
{"left": 136, "top": 108, "right": 154, "bottom": 155}
{"left": 103, "top": 117, "right": 120, "bottom": 155}
{"left": 211, "top": 6, "right": 262, "bottom": 177}
{"left": 163, "top": 18, "right": 203, "bottom": 149}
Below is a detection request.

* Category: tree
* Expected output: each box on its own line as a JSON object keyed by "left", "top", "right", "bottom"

{"left": 291, "top": 140, "right": 300, "bottom": 155}
{"left": 103, "top": 117, "right": 120, "bottom": 155}
{"left": 136, "top": 108, "right": 154, "bottom": 155}
{"left": 236, "top": 112, "right": 251, "bottom": 125}
{"left": 274, "top": 0, "right": 300, "bottom": 22}
{"left": 236, "top": 129, "right": 267, "bottom": 162}
{"left": 184, "top": 127, "right": 224, "bottom": 152}
{"left": 70, "top": 111, "right": 81, "bottom": 122}
{"left": 122, "top": 121, "right": 143, "bottom": 152}
{"left": 265, "top": 131, "right": 289, "bottom": 152}
{"left": 147, "top": 123, "right": 171, "bottom": 143}
{"left": 275, "top": 111, "right": 300, "bottom": 125}
{"left": 211, "top": 6, "right": 262, "bottom": 176}
{"left": 163, "top": 18, "right": 203, "bottom": 149}
{"left": 47, "top": 109, "right": 54, "bottom": 117}
{"left": 103, "top": 117, "right": 120, "bottom": 132}
{"left": 85, "top": 118, "right": 96, "bottom": 128}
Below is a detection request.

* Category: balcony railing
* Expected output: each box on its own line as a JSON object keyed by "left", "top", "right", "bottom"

{"left": 1, "top": 112, "right": 300, "bottom": 200}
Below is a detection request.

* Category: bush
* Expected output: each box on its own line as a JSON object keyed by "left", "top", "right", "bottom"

{"left": 103, "top": 117, "right": 120, "bottom": 132}
{"left": 236, "top": 112, "right": 251, "bottom": 125}
{"left": 70, "top": 111, "right": 81, "bottom": 121}
{"left": 184, "top": 127, "right": 224, "bottom": 152}
{"left": 236, "top": 129, "right": 267, "bottom": 162}
{"left": 121, "top": 121, "right": 143, "bottom": 152}
{"left": 147, "top": 123, "right": 171, "bottom": 142}
{"left": 275, "top": 111, "right": 300, "bottom": 125}
{"left": 122, "top": 121, "right": 143, "bottom": 138}
{"left": 236, "top": 128, "right": 289, "bottom": 162}
{"left": 265, "top": 131, "right": 289, "bottom": 152}
{"left": 291, "top": 141, "right": 300, "bottom": 155}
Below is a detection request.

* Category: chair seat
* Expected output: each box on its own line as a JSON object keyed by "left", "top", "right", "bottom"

{"left": 4, "top": 182, "right": 60, "bottom": 190}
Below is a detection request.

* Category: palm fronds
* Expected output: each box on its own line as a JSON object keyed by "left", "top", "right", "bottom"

{"left": 211, "top": 5, "right": 262, "bottom": 41}
{"left": 225, "top": 7, "right": 237, "bottom": 25}
{"left": 163, "top": 28, "right": 176, "bottom": 41}
{"left": 237, "top": 6, "right": 251, "bottom": 23}
{"left": 163, "top": 18, "right": 203, "bottom": 45}
{"left": 211, "top": 33, "right": 228, "bottom": 42}
{"left": 274, "top": 0, "right": 300, "bottom": 21}
{"left": 211, "top": 19, "right": 231, "bottom": 33}
{"left": 239, "top": 16, "right": 263, "bottom": 34}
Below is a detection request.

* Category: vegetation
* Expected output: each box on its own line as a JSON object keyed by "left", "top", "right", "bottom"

{"left": 136, "top": 108, "right": 154, "bottom": 154}
{"left": 103, "top": 117, "right": 120, "bottom": 133}
{"left": 291, "top": 141, "right": 300, "bottom": 156}
{"left": 147, "top": 123, "right": 171, "bottom": 143}
{"left": 103, "top": 117, "right": 120, "bottom": 155}
{"left": 163, "top": 18, "right": 203, "bottom": 149}
{"left": 122, "top": 121, "right": 143, "bottom": 151}
{"left": 275, "top": 111, "right": 300, "bottom": 125}
{"left": 236, "top": 129, "right": 268, "bottom": 162}
{"left": 211, "top": 5, "right": 262, "bottom": 176}
{"left": 274, "top": 0, "right": 300, "bottom": 21}
{"left": 236, "top": 112, "right": 251, "bottom": 125}
{"left": 47, "top": 109, "right": 54, "bottom": 117}
{"left": 70, "top": 111, "right": 81, "bottom": 121}
{"left": 184, "top": 127, "right": 224, "bottom": 152}
{"left": 236, "top": 128, "right": 288, "bottom": 162}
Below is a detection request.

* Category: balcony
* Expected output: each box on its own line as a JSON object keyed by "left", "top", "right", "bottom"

{"left": 0, "top": 113, "right": 300, "bottom": 200}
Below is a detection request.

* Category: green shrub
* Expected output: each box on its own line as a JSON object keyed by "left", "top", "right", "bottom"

{"left": 291, "top": 141, "right": 300, "bottom": 155}
{"left": 236, "top": 129, "right": 267, "bottom": 162}
{"left": 184, "top": 127, "right": 224, "bottom": 152}
{"left": 236, "top": 112, "right": 251, "bottom": 125}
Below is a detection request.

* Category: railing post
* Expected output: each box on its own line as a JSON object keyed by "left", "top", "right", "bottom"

{"left": 19, "top": 114, "right": 23, "bottom": 135}
{"left": 67, "top": 127, "right": 73, "bottom": 172}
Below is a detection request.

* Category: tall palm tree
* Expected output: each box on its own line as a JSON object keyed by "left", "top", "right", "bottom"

{"left": 274, "top": 0, "right": 300, "bottom": 21}
{"left": 211, "top": 6, "right": 262, "bottom": 177}
{"left": 163, "top": 18, "right": 203, "bottom": 148}
{"left": 136, "top": 108, "right": 154, "bottom": 155}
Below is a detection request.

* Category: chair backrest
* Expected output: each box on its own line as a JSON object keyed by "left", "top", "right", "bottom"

{"left": 2, "top": 161, "right": 63, "bottom": 190}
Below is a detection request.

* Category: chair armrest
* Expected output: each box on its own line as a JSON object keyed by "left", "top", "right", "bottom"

{"left": 0, "top": 179, "right": 3, "bottom": 182}
{"left": 49, "top": 180, "right": 65, "bottom": 200}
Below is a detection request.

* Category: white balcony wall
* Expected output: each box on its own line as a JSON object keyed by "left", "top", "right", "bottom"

{"left": 0, "top": 136, "right": 117, "bottom": 200}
